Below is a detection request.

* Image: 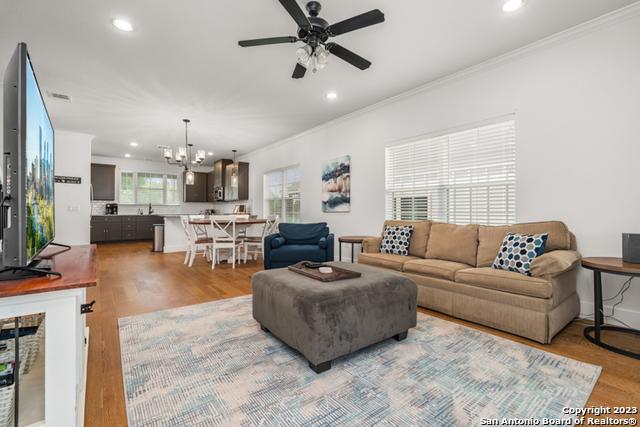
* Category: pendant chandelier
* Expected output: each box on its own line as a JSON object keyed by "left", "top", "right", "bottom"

{"left": 162, "top": 119, "right": 206, "bottom": 185}
{"left": 231, "top": 149, "right": 238, "bottom": 184}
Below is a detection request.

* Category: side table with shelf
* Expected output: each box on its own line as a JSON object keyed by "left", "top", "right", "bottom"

{"left": 581, "top": 257, "right": 640, "bottom": 360}
{"left": 338, "top": 236, "right": 376, "bottom": 263}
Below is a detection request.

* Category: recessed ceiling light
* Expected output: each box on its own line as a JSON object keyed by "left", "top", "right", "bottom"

{"left": 503, "top": 0, "right": 525, "bottom": 13}
{"left": 325, "top": 91, "right": 338, "bottom": 101}
{"left": 112, "top": 18, "right": 134, "bottom": 32}
{"left": 124, "top": 153, "right": 131, "bottom": 158}
{"left": 207, "top": 152, "right": 214, "bottom": 156}
{"left": 129, "top": 141, "right": 138, "bottom": 147}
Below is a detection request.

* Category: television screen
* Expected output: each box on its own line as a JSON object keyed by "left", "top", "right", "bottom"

{"left": 24, "top": 54, "right": 54, "bottom": 262}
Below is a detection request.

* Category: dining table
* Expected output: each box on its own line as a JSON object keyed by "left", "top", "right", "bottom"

{"left": 188, "top": 217, "right": 269, "bottom": 263}
{"left": 188, "top": 218, "right": 268, "bottom": 226}
{"left": 188, "top": 217, "right": 268, "bottom": 237}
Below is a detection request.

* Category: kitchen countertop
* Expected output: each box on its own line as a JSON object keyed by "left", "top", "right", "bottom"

{"left": 92, "top": 213, "right": 182, "bottom": 217}
{"left": 91, "top": 213, "right": 232, "bottom": 218}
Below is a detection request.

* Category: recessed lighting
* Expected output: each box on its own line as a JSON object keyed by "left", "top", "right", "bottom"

{"left": 503, "top": 0, "right": 525, "bottom": 13}
{"left": 325, "top": 91, "right": 338, "bottom": 101}
{"left": 112, "top": 18, "right": 134, "bottom": 32}
{"left": 207, "top": 152, "right": 214, "bottom": 156}
{"left": 124, "top": 153, "right": 131, "bottom": 158}
{"left": 129, "top": 141, "right": 138, "bottom": 147}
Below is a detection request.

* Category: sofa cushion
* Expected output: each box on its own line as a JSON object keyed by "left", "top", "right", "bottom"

{"left": 492, "top": 233, "right": 548, "bottom": 276}
{"left": 455, "top": 267, "right": 552, "bottom": 299}
{"left": 530, "top": 250, "right": 581, "bottom": 278}
{"left": 358, "top": 252, "right": 419, "bottom": 271}
{"left": 279, "top": 222, "right": 329, "bottom": 244}
{"left": 477, "top": 221, "right": 571, "bottom": 267}
{"left": 403, "top": 259, "right": 472, "bottom": 281}
{"left": 382, "top": 220, "right": 431, "bottom": 258}
{"left": 269, "top": 245, "right": 328, "bottom": 263}
{"left": 425, "top": 223, "right": 479, "bottom": 266}
{"left": 380, "top": 224, "right": 413, "bottom": 256}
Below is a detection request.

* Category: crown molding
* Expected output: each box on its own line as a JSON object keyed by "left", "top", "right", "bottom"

{"left": 244, "top": 2, "right": 640, "bottom": 158}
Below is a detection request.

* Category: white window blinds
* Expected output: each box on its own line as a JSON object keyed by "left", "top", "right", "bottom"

{"left": 385, "top": 120, "right": 516, "bottom": 225}
{"left": 263, "top": 166, "right": 301, "bottom": 223}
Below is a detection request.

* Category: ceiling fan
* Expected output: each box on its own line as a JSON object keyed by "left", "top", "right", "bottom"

{"left": 238, "top": 0, "right": 385, "bottom": 79}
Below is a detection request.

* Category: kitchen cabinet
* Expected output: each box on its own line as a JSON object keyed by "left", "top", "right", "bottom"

{"left": 136, "top": 219, "right": 157, "bottom": 240}
{"left": 91, "top": 163, "right": 116, "bottom": 201}
{"left": 183, "top": 171, "right": 208, "bottom": 203}
{"left": 105, "top": 223, "right": 123, "bottom": 241}
{"left": 224, "top": 162, "right": 249, "bottom": 201}
{"left": 90, "top": 215, "right": 163, "bottom": 243}
{"left": 212, "top": 159, "right": 232, "bottom": 201}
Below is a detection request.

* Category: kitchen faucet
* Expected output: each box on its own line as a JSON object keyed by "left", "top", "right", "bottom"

{"left": 148, "top": 203, "right": 154, "bottom": 215}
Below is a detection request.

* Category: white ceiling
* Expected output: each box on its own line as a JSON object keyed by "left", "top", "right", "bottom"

{"left": 0, "top": 0, "right": 636, "bottom": 163}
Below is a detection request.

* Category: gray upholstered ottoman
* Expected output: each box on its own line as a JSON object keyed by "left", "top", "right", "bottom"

{"left": 252, "top": 262, "right": 417, "bottom": 373}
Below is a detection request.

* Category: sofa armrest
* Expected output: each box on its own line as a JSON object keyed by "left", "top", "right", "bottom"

{"left": 263, "top": 233, "right": 281, "bottom": 270}
{"left": 325, "top": 234, "right": 335, "bottom": 262}
{"left": 531, "top": 250, "right": 581, "bottom": 278}
{"left": 362, "top": 237, "right": 382, "bottom": 254}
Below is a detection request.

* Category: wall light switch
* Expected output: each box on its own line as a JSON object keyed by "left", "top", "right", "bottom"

{"left": 67, "top": 205, "right": 79, "bottom": 212}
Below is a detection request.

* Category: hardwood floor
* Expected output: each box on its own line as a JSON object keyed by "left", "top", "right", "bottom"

{"left": 85, "top": 241, "right": 640, "bottom": 427}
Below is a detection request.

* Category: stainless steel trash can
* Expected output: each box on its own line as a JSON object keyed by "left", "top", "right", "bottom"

{"left": 152, "top": 223, "right": 164, "bottom": 252}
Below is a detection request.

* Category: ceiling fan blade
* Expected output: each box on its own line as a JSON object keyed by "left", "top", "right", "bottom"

{"left": 326, "top": 43, "right": 371, "bottom": 70}
{"left": 292, "top": 63, "right": 307, "bottom": 79}
{"left": 278, "top": 0, "right": 312, "bottom": 31}
{"left": 327, "top": 9, "right": 385, "bottom": 36}
{"left": 238, "top": 36, "right": 298, "bottom": 47}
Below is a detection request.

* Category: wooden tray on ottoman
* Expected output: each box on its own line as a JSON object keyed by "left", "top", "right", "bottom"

{"left": 288, "top": 262, "right": 362, "bottom": 282}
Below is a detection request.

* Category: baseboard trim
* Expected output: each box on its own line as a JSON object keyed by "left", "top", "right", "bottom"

{"left": 579, "top": 301, "right": 640, "bottom": 329}
{"left": 163, "top": 244, "right": 187, "bottom": 253}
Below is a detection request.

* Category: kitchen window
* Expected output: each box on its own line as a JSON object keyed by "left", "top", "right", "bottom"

{"left": 264, "top": 166, "right": 301, "bottom": 223}
{"left": 119, "top": 171, "right": 179, "bottom": 205}
{"left": 385, "top": 119, "right": 516, "bottom": 225}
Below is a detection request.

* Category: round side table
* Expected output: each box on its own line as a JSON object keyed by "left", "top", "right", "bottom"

{"left": 338, "top": 236, "right": 375, "bottom": 263}
{"left": 581, "top": 257, "right": 640, "bottom": 360}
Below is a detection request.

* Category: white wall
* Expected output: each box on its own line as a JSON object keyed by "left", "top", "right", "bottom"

{"left": 242, "top": 13, "right": 640, "bottom": 328}
{"left": 55, "top": 130, "right": 93, "bottom": 245}
{"left": 90, "top": 155, "right": 241, "bottom": 215}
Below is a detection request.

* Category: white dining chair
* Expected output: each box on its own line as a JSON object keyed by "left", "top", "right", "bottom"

{"left": 234, "top": 214, "right": 251, "bottom": 239}
{"left": 210, "top": 215, "right": 243, "bottom": 269}
{"left": 181, "top": 215, "right": 212, "bottom": 267}
{"left": 242, "top": 215, "right": 279, "bottom": 263}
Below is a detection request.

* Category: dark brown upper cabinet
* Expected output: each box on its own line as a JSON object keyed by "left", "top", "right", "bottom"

{"left": 183, "top": 171, "right": 208, "bottom": 203}
{"left": 206, "top": 171, "right": 216, "bottom": 203}
{"left": 211, "top": 159, "right": 232, "bottom": 201}
{"left": 224, "top": 162, "right": 249, "bottom": 201}
{"left": 91, "top": 163, "right": 116, "bottom": 201}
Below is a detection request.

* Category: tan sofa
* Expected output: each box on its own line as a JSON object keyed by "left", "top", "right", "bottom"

{"left": 359, "top": 220, "right": 581, "bottom": 344}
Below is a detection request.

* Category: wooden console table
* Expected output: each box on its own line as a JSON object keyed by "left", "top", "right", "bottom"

{"left": 0, "top": 245, "right": 97, "bottom": 426}
{"left": 581, "top": 257, "right": 639, "bottom": 360}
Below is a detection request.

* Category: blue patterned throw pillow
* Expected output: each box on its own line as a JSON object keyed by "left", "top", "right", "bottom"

{"left": 492, "top": 233, "right": 549, "bottom": 276}
{"left": 380, "top": 225, "right": 414, "bottom": 256}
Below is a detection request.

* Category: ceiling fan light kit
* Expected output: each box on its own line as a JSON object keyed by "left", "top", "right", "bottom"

{"left": 238, "top": 0, "right": 385, "bottom": 79}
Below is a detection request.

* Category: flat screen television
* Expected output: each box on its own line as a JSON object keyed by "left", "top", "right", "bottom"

{"left": 2, "top": 43, "right": 55, "bottom": 269}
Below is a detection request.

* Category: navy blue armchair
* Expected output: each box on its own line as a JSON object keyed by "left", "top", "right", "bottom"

{"left": 263, "top": 222, "right": 334, "bottom": 270}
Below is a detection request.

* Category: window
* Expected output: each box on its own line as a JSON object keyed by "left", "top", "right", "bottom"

{"left": 119, "top": 171, "right": 179, "bottom": 205}
{"left": 264, "top": 166, "right": 301, "bottom": 222}
{"left": 385, "top": 119, "right": 516, "bottom": 225}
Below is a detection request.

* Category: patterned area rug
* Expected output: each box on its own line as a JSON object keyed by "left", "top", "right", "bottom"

{"left": 119, "top": 296, "right": 600, "bottom": 426}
